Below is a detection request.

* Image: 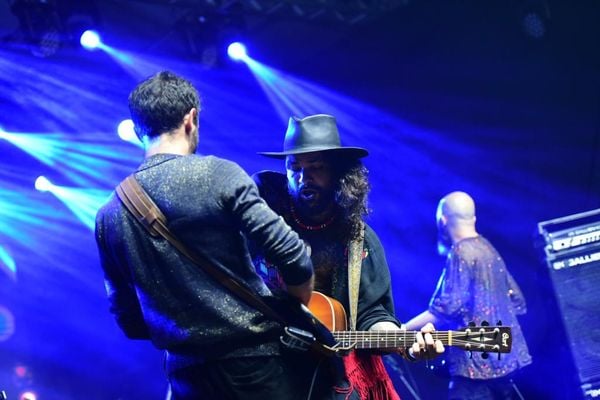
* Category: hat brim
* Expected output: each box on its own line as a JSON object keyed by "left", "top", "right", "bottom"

{"left": 258, "top": 146, "right": 369, "bottom": 159}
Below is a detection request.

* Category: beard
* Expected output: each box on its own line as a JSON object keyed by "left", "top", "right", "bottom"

{"left": 189, "top": 125, "right": 199, "bottom": 154}
{"left": 289, "top": 183, "right": 335, "bottom": 218}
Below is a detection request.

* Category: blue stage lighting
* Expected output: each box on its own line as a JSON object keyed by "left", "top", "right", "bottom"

{"left": 0, "top": 245, "right": 16, "bottom": 281}
{"left": 33, "top": 176, "right": 111, "bottom": 230}
{"left": 35, "top": 176, "right": 52, "bottom": 192}
{"left": 227, "top": 42, "right": 248, "bottom": 61}
{"left": 48, "top": 185, "right": 112, "bottom": 230}
{"left": 0, "top": 305, "right": 15, "bottom": 341}
{"left": 80, "top": 30, "right": 101, "bottom": 50}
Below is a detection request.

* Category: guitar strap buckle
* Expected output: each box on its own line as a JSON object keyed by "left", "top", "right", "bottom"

{"left": 280, "top": 327, "right": 356, "bottom": 357}
{"left": 280, "top": 326, "right": 316, "bottom": 352}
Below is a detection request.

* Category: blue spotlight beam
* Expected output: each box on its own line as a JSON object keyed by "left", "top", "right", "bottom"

{"left": 49, "top": 185, "right": 112, "bottom": 230}
{"left": 0, "top": 245, "right": 16, "bottom": 281}
{"left": 0, "top": 174, "right": 110, "bottom": 290}
{"left": 31, "top": 175, "right": 111, "bottom": 231}
{"left": 0, "top": 131, "right": 141, "bottom": 187}
{"left": 0, "top": 53, "right": 118, "bottom": 119}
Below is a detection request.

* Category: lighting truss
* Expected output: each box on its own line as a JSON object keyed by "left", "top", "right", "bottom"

{"left": 114, "top": 0, "right": 409, "bottom": 25}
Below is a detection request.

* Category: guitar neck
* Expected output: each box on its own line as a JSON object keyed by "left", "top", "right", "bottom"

{"left": 332, "top": 330, "right": 452, "bottom": 349}
{"left": 306, "top": 291, "right": 511, "bottom": 354}
{"left": 332, "top": 327, "right": 512, "bottom": 353}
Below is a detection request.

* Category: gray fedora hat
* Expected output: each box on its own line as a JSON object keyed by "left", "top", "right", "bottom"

{"left": 258, "top": 114, "right": 368, "bottom": 159}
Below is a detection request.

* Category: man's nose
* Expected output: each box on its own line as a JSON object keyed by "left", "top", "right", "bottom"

{"left": 299, "top": 169, "right": 313, "bottom": 184}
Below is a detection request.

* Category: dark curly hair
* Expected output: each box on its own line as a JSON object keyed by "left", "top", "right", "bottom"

{"left": 128, "top": 71, "right": 200, "bottom": 140}
{"left": 328, "top": 154, "right": 371, "bottom": 240}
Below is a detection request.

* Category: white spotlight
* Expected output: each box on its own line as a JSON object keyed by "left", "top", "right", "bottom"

{"left": 117, "top": 119, "right": 137, "bottom": 142}
{"left": 19, "top": 391, "right": 37, "bottom": 400}
{"left": 80, "top": 30, "right": 101, "bottom": 50}
{"left": 227, "top": 42, "right": 248, "bottom": 62}
{"left": 34, "top": 176, "right": 52, "bottom": 192}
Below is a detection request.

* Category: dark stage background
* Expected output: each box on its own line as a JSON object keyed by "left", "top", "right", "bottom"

{"left": 0, "top": 1, "right": 598, "bottom": 399}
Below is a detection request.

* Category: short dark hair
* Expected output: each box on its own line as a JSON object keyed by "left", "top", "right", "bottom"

{"left": 128, "top": 71, "right": 200, "bottom": 140}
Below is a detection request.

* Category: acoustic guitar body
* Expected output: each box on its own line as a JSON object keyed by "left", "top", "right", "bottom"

{"left": 307, "top": 291, "right": 348, "bottom": 332}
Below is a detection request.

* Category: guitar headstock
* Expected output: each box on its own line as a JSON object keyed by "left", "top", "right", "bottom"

{"left": 451, "top": 324, "right": 512, "bottom": 355}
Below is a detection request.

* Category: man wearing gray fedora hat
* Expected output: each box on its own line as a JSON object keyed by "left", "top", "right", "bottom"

{"left": 252, "top": 114, "right": 444, "bottom": 399}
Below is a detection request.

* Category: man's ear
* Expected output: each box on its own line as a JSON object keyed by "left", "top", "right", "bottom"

{"left": 184, "top": 108, "right": 198, "bottom": 132}
{"left": 440, "top": 214, "right": 448, "bottom": 226}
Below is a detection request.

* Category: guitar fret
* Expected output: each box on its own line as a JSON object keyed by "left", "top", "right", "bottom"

{"left": 334, "top": 330, "right": 418, "bottom": 349}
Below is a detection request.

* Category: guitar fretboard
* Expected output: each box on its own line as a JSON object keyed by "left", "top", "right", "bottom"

{"left": 331, "top": 328, "right": 511, "bottom": 353}
{"left": 332, "top": 330, "right": 449, "bottom": 349}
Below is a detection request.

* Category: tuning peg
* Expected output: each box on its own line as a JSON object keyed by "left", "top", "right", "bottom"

{"left": 481, "top": 320, "right": 489, "bottom": 327}
{"left": 481, "top": 352, "right": 489, "bottom": 359}
{"left": 496, "top": 320, "right": 502, "bottom": 326}
{"left": 468, "top": 321, "right": 476, "bottom": 327}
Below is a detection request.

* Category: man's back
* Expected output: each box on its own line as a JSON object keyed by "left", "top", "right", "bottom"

{"left": 96, "top": 154, "right": 310, "bottom": 359}
{"left": 430, "top": 236, "right": 532, "bottom": 379}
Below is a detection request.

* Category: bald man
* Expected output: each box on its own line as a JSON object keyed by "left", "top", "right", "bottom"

{"left": 405, "top": 191, "right": 532, "bottom": 400}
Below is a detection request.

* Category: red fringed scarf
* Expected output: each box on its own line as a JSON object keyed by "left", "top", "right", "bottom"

{"left": 342, "top": 352, "right": 401, "bottom": 400}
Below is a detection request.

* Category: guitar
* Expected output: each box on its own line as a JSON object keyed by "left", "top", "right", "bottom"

{"left": 307, "top": 291, "right": 513, "bottom": 356}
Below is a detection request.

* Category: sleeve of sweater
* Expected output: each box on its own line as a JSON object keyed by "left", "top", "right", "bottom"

{"left": 95, "top": 203, "right": 151, "bottom": 340}
{"left": 218, "top": 160, "right": 313, "bottom": 285}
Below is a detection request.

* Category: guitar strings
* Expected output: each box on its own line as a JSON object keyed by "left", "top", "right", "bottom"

{"left": 332, "top": 331, "right": 505, "bottom": 350}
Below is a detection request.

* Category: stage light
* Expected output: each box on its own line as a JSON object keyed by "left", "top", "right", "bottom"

{"left": 519, "top": 0, "right": 550, "bottom": 39}
{"left": 117, "top": 119, "right": 136, "bottom": 141}
{"left": 19, "top": 391, "right": 37, "bottom": 400}
{"left": 80, "top": 29, "right": 101, "bottom": 50}
{"left": 227, "top": 42, "right": 248, "bottom": 61}
{"left": 9, "top": 0, "right": 62, "bottom": 57}
{"left": 117, "top": 119, "right": 142, "bottom": 147}
{"left": 522, "top": 12, "right": 545, "bottom": 38}
{"left": 34, "top": 176, "right": 52, "bottom": 192}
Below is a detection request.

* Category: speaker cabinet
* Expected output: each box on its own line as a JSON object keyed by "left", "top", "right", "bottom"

{"left": 538, "top": 209, "right": 600, "bottom": 398}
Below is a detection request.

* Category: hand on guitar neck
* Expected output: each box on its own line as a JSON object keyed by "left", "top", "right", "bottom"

{"left": 372, "top": 320, "right": 444, "bottom": 361}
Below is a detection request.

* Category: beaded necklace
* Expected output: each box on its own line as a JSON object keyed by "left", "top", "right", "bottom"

{"left": 289, "top": 201, "right": 335, "bottom": 231}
